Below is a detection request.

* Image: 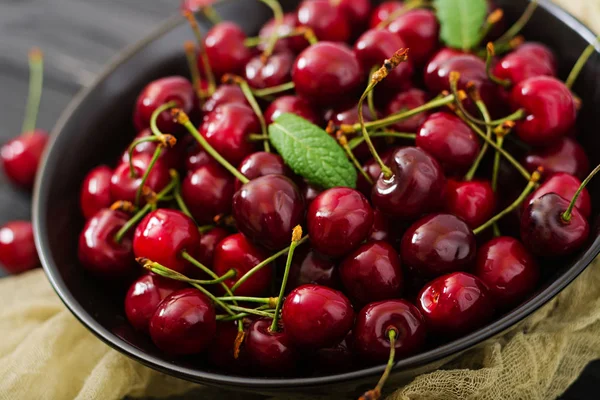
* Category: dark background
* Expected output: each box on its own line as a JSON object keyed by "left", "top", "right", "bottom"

{"left": 0, "top": 0, "right": 597, "bottom": 398}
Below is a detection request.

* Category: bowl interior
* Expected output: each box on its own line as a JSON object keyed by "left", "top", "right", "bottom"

{"left": 34, "top": 0, "right": 600, "bottom": 390}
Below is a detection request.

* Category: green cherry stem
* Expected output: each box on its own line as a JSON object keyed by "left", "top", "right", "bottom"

{"left": 229, "top": 305, "right": 275, "bottom": 318}
{"left": 270, "top": 226, "right": 302, "bottom": 332}
{"left": 491, "top": 126, "right": 509, "bottom": 192}
{"left": 200, "top": 5, "right": 221, "bottom": 25}
{"left": 144, "top": 260, "right": 236, "bottom": 285}
{"left": 464, "top": 92, "right": 492, "bottom": 181}
{"left": 565, "top": 35, "right": 600, "bottom": 90}
{"left": 180, "top": 249, "right": 238, "bottom": 305}
{"left": 171, "top": 170, "right": 196, "bottom": 223}
{"left": 198, "top": 224, "right": 215, "bottom": 234}
{"left": 244, "top": 26, "right": 318, "bottom": 48}
{"left": 367, "top": 66, "right": 379, "bottom": 120}
{"left": 485, "top": 42, "right": 512, "bottom": 88}
{"left": 216, "top": 305, "right": 271, "bottom": 322}
{"left": 495, "top": 0, "right": 539, "bottom": 45}
{"left": 183, "top": 11, "right": 216, "bottom": 95}
{"left": 348, "top": 131, "right": 416, "bottom": 150}
{"left": 22, "top": 48, "right": 44, "bottom": 134}
{"left": 337, "top": 133, "right": 373, "bottom": 185}
{"left": 217, "top": 296, "right": 276, "bottom": 306}
{"left": 150, "top": 101, "right": 178, "bottom": 138}
{"left": 252, "top": 81, "right": 295, "bottom": 98}
{"left": 184, "top": 41, "right": 206, "bottom": 100}
{"left": 126, "top": 135, "right": 170, "bottom": 178}
{"left": 359, "top": 328, "right": 398, "bottom": 400}
{"left": 476, "top": 9, "right": 504, "bottom": 47}
{"left": 562, "top": 163, "right": 600, "bottom": 222}
{"left": 257, "top": 0, "right": 284, "bottom": 60}
{"left": 172, "top": 108, "right": 250, "bottom": 184}
{"left": 134, "top": 145, "right": 163, "bottom": 207}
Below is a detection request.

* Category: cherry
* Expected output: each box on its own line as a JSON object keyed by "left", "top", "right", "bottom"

{"left": 212, "top": 233, "right": 273, "bottom": 296}
{"left": 185, "top": 146, "right": 216, "bottom": 172}
{"left": 207, "top": 322, "right": 251, "bottom": 373}
{"left": 282, "top": 284, "right": 354, "bottom": 349}
{"left": 301, "top": 182, "right": 322, "bottom": 207}
{"left": 339, "top": 241, "right": 403, "bottom": 306}
{"left": 493, "top": 49, "right": 556, "bottom": 86}
{"left": 245, "top": 318, "right": 297, "bottom": 373}
{"left": 181, "top": 0, "right": 214, "bottom": 13}
{"left": 334, "top": 0, "right": 370, "bottom": 32}
{"left": 417, "top": 272, "right": 495, "bottom": 337}
{"left": 526, "top": 173, "right": 591, "bottom": 219}
{"left": 353, "top": 29, "right": 413, "bottom": 93}
{"left": 384, "top": 88, "right": 429, "bottom": 132}
{"left": 80, "top": 165, "right": 112, "bottom": 220}
{"left": 517, "top": 42, "right": 557, "bottom": 73}
{"left": 523, "top": 137, "right": 589, "bottom": 180}
{"left": 149, "top": 288, "right": 216, "bottom": 355}
{"left": 509, "top": 76, "right": 577, "bottom": 146}
{"left": 292, "top": 42, "right": 363, "bottom": 108}
{"left": 235, "top": 152, "right": 293, "bottom": 190}
{"left": 244, "top": 51, "right": 295, "bottom": 89}
{"left": 445, "top": 179, "right": 496, "bottom": 229}
{"left": 423, "top": 48, "right": 464, "bottom": 90}
{"left": 110, "top": 154, "right": 171, "bottom": 205}
{"left": 0, "top": 221, "right": 38, "bottom": 274}
{"left": 200, "top": 103, "right": 260, "bottom": 165}
{"left": 124, "top": 273, "right": 186, "bottom": 333}
{"left": 387, "top": 9, "right": 439, "bottom": 66}
{"left": 368, "top": 1, "right": 403, "bottom": 29}
{"left": 520, "top": 193, "right": 589, "bottom": 257}
{"left": 201, "top": 84, "right": 248, "bottom": 114}
{"left": 264, "top": 95, "right": 322, "bottom": 125}
{"left": 78, "top": 209, "right": 136, "bottom": 279}
{"left": 204, "top": 22, "right": 253, "bottom": 77}
{"left": 416, "top": 112, "right": 481, "bottom": 176}
{"left": 133, "top": 209, "right": 200, "bottom": 274}
{"left": 353, "top": 299, "right": 426, "bottom": 363}
{"left": 314, "top": 333, "right": 355, "bottom": 373}
{"left": 258, "top": 13, "right": 308, "bottom": 54}
{"left": 1, "top": 129, "right": 49, "bottom": 189}
{"left": 182, "top": 163, "right": 235, "bottom": 224}
{"left": 307, "top": 187, "right": 373, "bottom": 258}
{"left": 120, "top": 129, "right": 182, "bottom": 171}
{"left": 371, "top": 147, "right": 445, "bottom": 219}
{"left": 288, "top": 248, "right": 340, "bottom": 290}
{"left": 197, "top": 227, "right": 229, "bottom": 268}
{"left": 296, "top": 0, "right": 350, "bottom": 43}
{"left": 232, "top": 175, "right": 305, "bottom": 251}
{"left": 368, "top": 208, "right": 405, "bottom": 244}
{"left": 475, "top": 237, "right": 539, "bottom": 309}
{"left": 133, "top": 76, "right": 197, "bottom": 134}
{"left": 401, "top": 213, "right": 476, "bottom": 279}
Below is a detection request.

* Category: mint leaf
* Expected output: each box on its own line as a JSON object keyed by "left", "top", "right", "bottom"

{"left": 269, "top": 113, "right": 357, "bottom": 189}
{"left": 435, "top": 0, "right": 487, "bottom": 50}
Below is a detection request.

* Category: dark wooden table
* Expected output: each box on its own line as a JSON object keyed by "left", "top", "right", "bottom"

{"left": 0, "top": 0, "right": 597, "bottom": 398}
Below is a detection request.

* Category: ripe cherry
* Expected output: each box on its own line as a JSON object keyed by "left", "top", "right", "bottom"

{"left": 387, "top": 9, "right": 439, "bottom": 66}
{"left": 307, "top": 187, "right": 373, "bottom": 258}
{"left": 245, "top": 318, "right": 297, "bottom": 374}
{"left": 1, "top": 129, "right": 49, "bottom": 189}
{"left": 212, "top": 233, "right": 273, "bottom": 296}
{"left": 369, "top": 1, "right": 403, "bottom": 28}
{"left": 120, "top": 129, "right": 182, "bottom": 171}
{"left": 424, "top": 48, "right": 464, "bottom": 90}
{"left": 288, "top": 248, "right": 340, "bottom": 290}
{"left": 244, "top": 51, "right": 295, "bottom": 89}
{"left": 339, "top": 241, "right": 403, "bottom": 306}
{"left": 133, "top": 209, "right": 201, "bottom": 274}
{"left": 384, "top": 88, "right": 429, "bottom": 132}
{"left": 201, "top": 84, "right": 248, "bottom": 114}
{"left": 296, "top": 0, "right": 350, "bottom": 43}
{"left": 200, "top": 103, "right": 260, "bottom": 165}
{"left": 368, "top": 208, "right": 406, "bottom": 244}
{"left": 235, "top": 152, "right": 293, "bottom": 190}
{"left": 401, "top": 213, "right": 476, "bottom": 279}
{"left": 80, "top": 165, "right": 112, "bottom": 220}
{"left": 207, "top": 322, "right": 252, "bottom": 373}
{"left": 292, "top": 42, "right": 363, "bottom": 108}
{"left": 264, "top": 95, "right": 322, "bottom": 125}
{"left": 445, "top": 179, "right": 496, "bottom": 229}
{"left": 417, "top": 272, "right": 494, "bottom": 337}
{"left": 124, "top": 273, "right": 186, "bottom": 333}
{"left": 110, "top": 154, "right": 171, "bottom": 205}
{"left": 523, "top": 137, "right": 589, "bottom": 180}
{"left": 493, "top": 49, "right": 556, "bottom": 86}
{"left": 204, "top": 22, "right": 253, "bottom": 77}
{"left": 282, "top": 284, "right": 354, "bottom": 349}
{"left": 197, "top": 227, "right": 229, "bottom": 268}
{"left": 149, "top": 288, "right": 216, "bottom": 355}
{"left": 475, "top": 237, "right": 539, "bottom": 309}
{"left": 526, "top": 173, "right": 591, "bottom": 218}
{"left": 516, "top": 42, "right": 557, "bottom": 72}
{"left": 353, "top": 299, "right": 426, "bottom": 363}
{"left": 0, "top": 221, "right": 38, "bottom": 274}
{"left": 258, "top": 13, "right": 308, "bottom": 54}
{"left": 185, "top": 146, "right": 216, "bottom": 172}
{"left": 182, "top": 163, "right": 235, "bottom": 224}
{"left": 334, "top": 0, "right": 370, "bottom": 32}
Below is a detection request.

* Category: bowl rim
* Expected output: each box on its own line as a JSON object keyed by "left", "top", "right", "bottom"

{"left": 33, "top": 0, "right": 600, "bottom": 390}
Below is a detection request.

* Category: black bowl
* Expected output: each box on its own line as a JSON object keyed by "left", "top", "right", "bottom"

{"left": 33, "top": 0, "right": 600, "bottom": 395}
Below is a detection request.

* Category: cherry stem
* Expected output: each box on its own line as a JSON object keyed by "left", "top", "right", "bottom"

{"left": 169, "top": 170, "right": 196, "bottom": 223}
{"left": 200, "top": 6, "right": 221, "bottom": 25}
{"left": 464, "top": 97, "right": 492, "bottom": 181}
{"left": 493, "top": 222, "right": 502, "bottom": 237}
{"left": 248, "top": 134, "right": 269, "bottom": 141}
{"left": 337, "top": 133, "right": 373, "bottom": 185}
{"left": 134, "top": 145, "right": 162, "bottom": 207}
{"left": 183, "top": 11, "right": 216, "bottom": 95}
{"left": 180, "top": 249, "right": 238, "bottom": 305}
{"left": 172, "top": 108, "right": 250, "bottom": 184}
{"left": 477, "top": 9, "right": 504, "bottom": 47}
{"left": 217, "top": 296, "right": 276, "bottom": 306}
{"left": 485, "top": 43, "right": 512, "bottom": 88}
{"left": 565, "top": 35, "right": 600, "bottom": 90}
{"left": 244, "top": 27, "right": 318, "bottom": 48}
{"left": 562, "top": 163, "right": 600, "bottom": 222}
{"left": 184, "top": 41, "right": 206, "bottom": 101}
{"left": 229, "top": 305, "right": 275, "bottom": 318}
{"left": 375, "top": 0, "right": 430, "bottom": 29}
{"left": 367, "top": 66, "right": 378, "bottom": 120}
{"left": 258, "top": 0, "right": 284, "bottom": 61}
{"left": 127, "top": 135, "right": 163, "bottom": 178}
{"left": 473, "top": 168, "right": 541, "bottom": 235}
{"left": 231, "top": 235, "right": 308, "bottom": 293}
{"left": 491, "top": 135, "right": 505, "bottom": 192}
{"left": 150, "top": 101, "right": 178, "bottom": 138}
{"left": 252, "top": 81, "right": 295, "bottom": 98}
{"left": 495, "top": 0, "right": 538, "bottom": 45}
{"left": 198, "top": 224, "right": 214, "bottom": 234}
{"left": 359, "top": 328, "right": 397, "bottom": 400}
{"left": 348, "top": 131, "right": 416, "bottom": 150}
{"left": 270, "top": 226, "right": 302, "bottom": 332}
{"left": 145, "top": 261, "right": 236, "bottom": 285}
{"left": 22, "top": 48, "right": 44, "bottom": 134}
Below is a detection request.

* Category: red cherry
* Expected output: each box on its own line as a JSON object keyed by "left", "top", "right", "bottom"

{"left": 133, "top": 76, "right": 197, "bottom": 134}
{"left": 509, "top": 76, "right": 577, "bottom": 146}
{"left": 523, "top": 137, "right": 589, "bottom": 180}
{"left": 181, "top": 0, "right": 214, "bottom": 13}
{"left": 149, "top": 288, "right": 216, "bottom": 355}
{"left": 334, "top": 0, "right": 371, "bottom": 31}
{"left": 417, "top": 272, "right": 495, "bottom": 337}
{"left": 282, "top": 284, "right": 354, "bottom": 349}
{"left": 292, "top": 42, "right": 363, "bottom": 108}
{"left": 212, "top": 233, "right": 273, "bottom": 296}
{"left": 124, "top": 273, "right": 186, "bottom": 333}
{"left": 368, "top": 208, "right": 406, "bottom": 244}
{"left": 353, "top": 299, "right": 426, "bottom": 363}
{"left": 384, "top": 88, "right": 429, "bottom": 132}
{"left": 493, "top": 49, "right": 556, "bottom": 86}
{"left": 109, "top": 154, "right": 171, "bottom": 205}
{"left": 235, "top": 152, "right": 294, "bottom": 190}
{"left": 445, "top": 179, "right": 496, "bottom": 229}
{"left": 201, "top": 84, "right": 248, "bottom": 114}
{"left": 307, "top": 187, "right": 374, "bottom": 258}
{"left": 423, "top": 47, "right": 464, "bottom": 89}
{"left": 200, "top": 103, "right": 260, "bottom": 165}
{"left": 185, "top": 146, "right": 217, "bottom": 172}
{"left": 133, "top": 209, "right": 200, "bottom": 274}
{"left": 526, "top": 173, "right": 591, "bottom": 219}
{"left": 182, "top": 163, "right": 235, "bottom": 224}
{"left": 0, "top": 221, "right": 38, "bottom": 274}
{"left": 245, "top": 318, "right": 297, "bottom": 373}
{"left": 264, "top": 95, "right": 322, "bottom": 125}
{"left": 197, "top": 227, "right": 229, "bottom": 268}
{"left": 244, "top": 51, "right": 295, "bottom": 89}
{"left": 387, "top": 9, "right": 439, "bottom": 66}
{"left": 339, "top": 241, "right": 403, "bottom": 306}
{"left": 78, "top": 209, "right": 136, "bottom": 279}
{"left": 1, "top": 129, "right": 49, "bottom": 189}
{"left": 288, "top": 248, "right": 340, "bottom": 290}
{"left": 204, "top": 22, "right": 253, "bottom": 77}
{"left": 475, "top": 237, "right": 539, "bottom": 309}
{"left": 120, "top": 129, "right": 183, "bottom": 171}
{"left": 80, "top": 165, "right": 113, "bottom": 220}
{"left": 207, "top": 322, "right": 252, "bottom": 373}
{"left": 297, "top": 0, "right": 350, "bottom": 43}
{"left": 258, "top": 13, "right": 308, "bottom": 54}
{"left": 401, "top": 213, "right": 476, "bottom": 279}
{"left": 233, "top": 175, "right": 305, "bottom": 251}
{"left": 369, "top": 1, "right": 403, "bottom": 28}
{"left": 516, "top": 42, "right": 557, "bottom": 72}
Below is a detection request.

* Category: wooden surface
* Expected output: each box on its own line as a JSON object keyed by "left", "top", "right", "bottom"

{"left": 0, "top": 0, "right": 597, "bottom": 398}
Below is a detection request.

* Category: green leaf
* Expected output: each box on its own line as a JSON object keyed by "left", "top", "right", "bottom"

{"left": 268, "top": 113, "right": 357, "bottom": 189}
{"left": 435, "top": 0, "right": 488, "bottom": 50}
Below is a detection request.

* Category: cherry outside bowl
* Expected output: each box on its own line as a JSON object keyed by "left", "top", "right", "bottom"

{"left": 33, "top": 0, "right": 600, "bottom": 395}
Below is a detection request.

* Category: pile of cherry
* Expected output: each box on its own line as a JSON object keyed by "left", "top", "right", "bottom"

{"left": 2, "top": 0, "right": 600, "bottom": 396}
